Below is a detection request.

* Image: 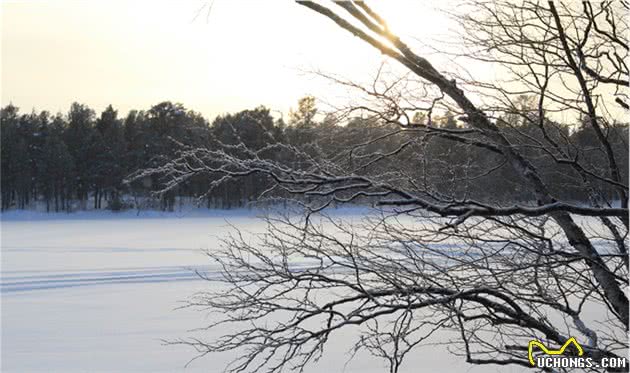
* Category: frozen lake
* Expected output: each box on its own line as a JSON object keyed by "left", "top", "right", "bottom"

{"left": 1, "top": 210, "right": 520, "bottom": 373}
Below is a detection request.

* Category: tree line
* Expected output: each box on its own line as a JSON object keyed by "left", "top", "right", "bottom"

{"left": 1, "top": 96, "right": 627, "bottom": 212}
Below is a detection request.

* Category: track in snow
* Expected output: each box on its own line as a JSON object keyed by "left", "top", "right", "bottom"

{"left": 1, "top": 266, "right": 213, "bottom": 293}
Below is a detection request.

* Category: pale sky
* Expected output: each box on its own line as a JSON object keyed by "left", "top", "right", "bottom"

{"left": 1, "top": 1, "right": 452, "bottom": 120}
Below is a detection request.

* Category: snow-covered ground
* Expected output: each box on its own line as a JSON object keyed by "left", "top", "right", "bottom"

{"left": 1, "top": 209, "right": 520, "bottom": 373}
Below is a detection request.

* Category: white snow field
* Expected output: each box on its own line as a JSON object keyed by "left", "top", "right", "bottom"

{"left": 1, "top": 209, "right": 521, "bottom": 373}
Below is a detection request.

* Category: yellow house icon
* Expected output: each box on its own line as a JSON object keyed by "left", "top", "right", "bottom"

{"left": 528, "top": 337, "right": 584, "bottom": 366}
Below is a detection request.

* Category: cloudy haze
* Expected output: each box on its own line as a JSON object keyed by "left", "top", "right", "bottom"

{"left": 1, "top": 1, "right": 450, "bottom": 119}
